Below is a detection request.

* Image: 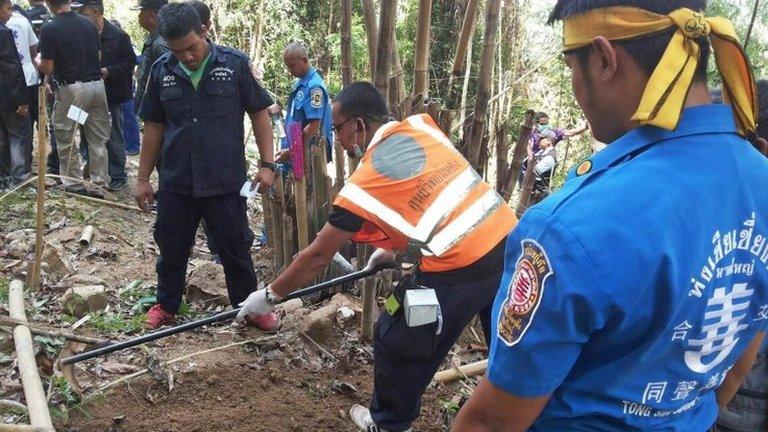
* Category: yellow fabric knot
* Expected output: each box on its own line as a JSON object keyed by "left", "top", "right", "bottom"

{"left": 562, "top": 6, "right": 757, "bottom": 136}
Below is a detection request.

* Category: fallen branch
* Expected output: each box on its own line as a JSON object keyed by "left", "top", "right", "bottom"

{"left": 0, "top": 399, "right": 27, "bottom": 410}
{"left": 0, "top": 316, "right": 107, "bottom": 345}
{"left": 300, "top": 331, "right": 336, "bottom": 361}
{"left": 433, "top": 359, "right": 488, "bottom": 384}
{"left": 61, "top": 189, "right": 142, "bottom": 212}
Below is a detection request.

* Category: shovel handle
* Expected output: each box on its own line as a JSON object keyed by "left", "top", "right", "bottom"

{"left": 60, "top": 263, "right": 394, "bottom": 366}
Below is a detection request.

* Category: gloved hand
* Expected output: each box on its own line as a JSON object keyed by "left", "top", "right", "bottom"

{"left": 236, "top": 287, "right": 275, "bottom": 320}
{"left": 364, "top": 248, "right": 396, "bottom": 271}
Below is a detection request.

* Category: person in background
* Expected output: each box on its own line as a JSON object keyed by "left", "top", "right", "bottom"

{"left": 0, "top": 0, "right": 29, "bottom": 189}
{"left": 5, "top": 3, "right": 37, "bottom": 175}
{"left": 75, "top": 0, "right": 136, "bottom": 191}
{"left": 134, "top": 3, "right": 277, "bottom": 330}
{"left": 132, "top": 0, "right": 167, "bottom": 114}
{"left": 530, "top": 111, "right": 589, "bottom": 152}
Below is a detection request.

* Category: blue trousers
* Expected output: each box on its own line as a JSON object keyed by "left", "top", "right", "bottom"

{"left": 370, "top": 257, "right": 502, "bottom": 432}
{"left": 122, "top": 98, "right": 140, "bottom": 154}
{"left": 153, "top": 190, "right": 256, "bottom": 313}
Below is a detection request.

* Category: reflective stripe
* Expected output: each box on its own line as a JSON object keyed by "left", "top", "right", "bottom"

{"left": 337, "top": 183, "right": 419, "bottom": 238}
{"left": 407, "top": 115, "right": 458, "bottom": 151}
{"left": 339, "top": 167, "right": 479, "bottom": 244}
{"left": 426, "top": 188, "right": 504, "bottom": 256}
{"left": 414, "top": 167, "right": 479, "bottom": 242}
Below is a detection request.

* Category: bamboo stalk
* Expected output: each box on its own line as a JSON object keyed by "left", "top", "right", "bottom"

{"left": 340, "top": 0, "right": 353, "bottom": 86}
{"left": 0, "top": 425, "right": 49, "bottom": 432}
{"left": 374, "top": 0, "right": 398, "bottom": 101}
{"left": 451, "top": 0, "right": 480, "bottom": 78}
{"left": 283, "top": 213, "right": 296, "bottom": 266}
{"left": 466, "top": 0, "right": 502, "bottom": 168}
{"left": 501, "top": 110, "right": 535, "bottom": 202}
{"left": 8, "top": 281, "right": 55, "bottom": 431}
{"left": 61, "top": 188, "right": 142, "bottom": 212}
{"left": 361, "top": 0, "right": 378, "bottom": 78}
{"left": 412, "top": 0, "right": 433, "bottom": 99}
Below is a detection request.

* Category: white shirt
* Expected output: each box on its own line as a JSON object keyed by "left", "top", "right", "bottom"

{"left": 6, "top": 12, "right": 40, "bottom": 87}
{"left": 534, "top": 147, "right": 557, "bottom": 176}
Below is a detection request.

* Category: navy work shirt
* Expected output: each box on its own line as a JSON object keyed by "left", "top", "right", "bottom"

{"left": 140, "top": 43, "right": 273, "bottom": 197}
{"left": 488, "top": 104, "right": 768, "bottom": 431}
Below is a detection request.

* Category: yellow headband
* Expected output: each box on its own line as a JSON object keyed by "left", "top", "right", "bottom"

{"left": 563, "top": 6, "right": 757, "bottom": 135}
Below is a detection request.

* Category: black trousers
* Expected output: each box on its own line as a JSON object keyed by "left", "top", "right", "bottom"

{"left": 154, "top": 190, "right": 256, "bottom": 313}
{"left": 370, "top": 263, "right": 502, "bottom": 432}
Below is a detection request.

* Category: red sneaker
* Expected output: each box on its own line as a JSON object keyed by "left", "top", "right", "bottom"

{"left": 146, "top": 304, "right": 175, "bottom": 329}
{"left": 245, "top": 312, "right": 281, "bottom": 331}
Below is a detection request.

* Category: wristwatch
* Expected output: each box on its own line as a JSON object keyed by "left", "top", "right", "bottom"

{"left": 260, "top": 161, "right": 277, "bottom": 172}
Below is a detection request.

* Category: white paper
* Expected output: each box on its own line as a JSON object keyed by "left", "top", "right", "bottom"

{"left": 239, "top": 180, "right": 260, "bottom": 198}
{"left": 67, "top": 105, "right": 89, "bottom": 125}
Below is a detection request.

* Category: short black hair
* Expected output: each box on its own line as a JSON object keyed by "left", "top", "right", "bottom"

{"left": 757, "top": 79, "right": 768, "bottom": 140}
{"left": 83, "top": 3, "right": 104, "bottom": 14}
{"left": 47, "top": 0, "right": 70, "bottom": 7}
{"left": 549, "top": 0, "right": 710, "bottom": 81}
{"left": 158, "top": 2, "right": 202, "bottom": 41}
{"left": 535, "top": 112, "right": 549, "bottom": 121}
{"left": 335, "top": 82, "right": 390, "bottom": 123}
{"left": 187, "top": 0, "right": 210, "bottom": 27}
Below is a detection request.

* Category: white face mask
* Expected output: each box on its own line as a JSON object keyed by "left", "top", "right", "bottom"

{"left": 352, "top": 144, "right": 364, "bottom": 158}
{"left": 349, "top": 119, "right": 367, "bottom": 158}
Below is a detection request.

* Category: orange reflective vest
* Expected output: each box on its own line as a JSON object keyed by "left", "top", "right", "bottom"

{"left": 334, "top": 114, "right": 517, "bottom": 272}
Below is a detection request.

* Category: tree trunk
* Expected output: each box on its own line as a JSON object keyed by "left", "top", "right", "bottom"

{"left": 465, "top": 0, "right": 501, "bottom": 169}
{"left": 361, "top": 0, "right": 378, "bottom": 78}
{"left": 340, "top": 0, "right": 353, "bottom": 86}
{"left": 448, "top": 0, "right": 480, "bottom": 109}
{"left": 374, "top": 0, "right": 398, "bottom": 102}
{"left": 501, "top": 110, "right": 535, "bottom": 202}
{"left": 412, "top": 0, "right": 433, "bottom": 100}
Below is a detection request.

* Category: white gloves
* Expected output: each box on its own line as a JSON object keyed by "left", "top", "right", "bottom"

{"left": 364, "top": 248, "right": 396, "bottom": 271}
{"left": 236, "top": 287, "right": 275, "bottom": 320}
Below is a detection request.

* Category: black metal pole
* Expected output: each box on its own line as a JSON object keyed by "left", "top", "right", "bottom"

{"left": 60, "top": 263, "right": 393, "bottom": 366}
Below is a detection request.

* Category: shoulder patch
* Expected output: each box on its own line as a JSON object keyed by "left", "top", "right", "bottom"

{"left": 498, "top": 239, "right": 553, "bottom": 347}
{"left": 310, "top": 88, "right": 323, "bottom": 109}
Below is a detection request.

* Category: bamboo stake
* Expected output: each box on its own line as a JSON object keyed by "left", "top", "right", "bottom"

{"left": 434, "top": 359, "right": 488, "bottom": 383}
{"left": 294, "top": 176, "right": 309, "bottom": 251}
{"left": 517, "top": 155, "right": 537, "bottom": 217}
{"left": 0, "top": 425, "right": 48, "bottom": 432}
{"left": 30, "top": 87, "right": 48, "bottom": 291}
{"left": 361, "top": 0, "right": 378, "bottom": 78}
{"left": 412, "top": 0, "right": 433, "bottom": 99}
{"left": 466, "top": 0, "right": 502, "bottom": 168}
{"left": 501, "top": 110, "right": 535, "bottom": 202}
{"left": 8, "top": 281, "right": 55, "bottom": 432}
{"left": 374, "top": 0, "right": 398, "bottom": 101}
{"left": 283, "top": 213, "right": 296, "bottom": 266}
{"left": 62, "top": 188, "right": 142, "bottom": 212}
{"left": 458, "top": 38, "right": 473, "bottom": 141}
{"left": 340, "top": 0, "right": 353, "bottom": 86}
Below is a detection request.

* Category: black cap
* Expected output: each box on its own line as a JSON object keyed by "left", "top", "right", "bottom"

{"left": 72, "top": 0, "right": 103, "bottom": 8}
{"left": 130, "top": 0, "right": 168, "bottom": 11}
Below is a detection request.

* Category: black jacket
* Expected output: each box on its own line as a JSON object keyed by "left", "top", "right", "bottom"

{"left": 100, "top": 20, "right": 136, "bottom": 104}
{"left": 0, "top": 23, "right": 28, "bottom": 111}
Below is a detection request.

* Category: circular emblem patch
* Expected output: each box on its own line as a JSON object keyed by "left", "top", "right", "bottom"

{"left": 576, "top": 160, "right": 592, "bottom": 176}
{"left": 508, "top": 259, "right": 538, "bottom": 315}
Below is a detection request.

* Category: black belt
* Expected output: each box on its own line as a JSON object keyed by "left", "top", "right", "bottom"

{"left": 61, "top": 78, "right": 100, "bottom": 86}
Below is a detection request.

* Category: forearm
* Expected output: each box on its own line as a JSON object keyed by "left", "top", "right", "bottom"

{"left": 249, "top": 109, "right": 274, "bottom": 163}
{"left": 269, "top": 244, "right": 333, "bottom": 298}
{"left": 137, "top": 122, "right": 164, "bottom": 180}
{"left": 716, "top": 332, "right": 764, "bottom": 407}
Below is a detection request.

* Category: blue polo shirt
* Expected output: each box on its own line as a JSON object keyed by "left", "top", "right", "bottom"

{"left": 282, "top": 67, "right": 333, "bottom": 159}
{"left": 488, "top": 104, "right": 768, "bottom": 431}
{"left": 140, "top": 43, "right": 273, "bottom": 197}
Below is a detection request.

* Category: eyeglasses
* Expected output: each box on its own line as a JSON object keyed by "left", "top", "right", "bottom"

{"left": 332, "top": 116, "right": 355, "bottom": 134}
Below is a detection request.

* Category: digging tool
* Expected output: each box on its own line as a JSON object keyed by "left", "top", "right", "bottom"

{"left": 60, "top": 262, "right": 394, "bottom": 366}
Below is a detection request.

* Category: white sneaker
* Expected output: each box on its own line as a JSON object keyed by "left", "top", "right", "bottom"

{"left": 348, "top": 404, "right": 412, "bottom": 432}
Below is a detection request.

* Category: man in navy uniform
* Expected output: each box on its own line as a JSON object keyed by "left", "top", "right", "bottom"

{"left": 134, "top": 3, "right": 278, "bottom": 330}
{"left": 132, "top": 0, "right": 167, "bottom": 113}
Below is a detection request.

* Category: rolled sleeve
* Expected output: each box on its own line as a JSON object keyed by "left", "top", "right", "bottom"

{"left": 240, "top": 59, "right": 272, "bottom": 114}
{"left": 487, "top": 210, "right": 609, "bottom": 397}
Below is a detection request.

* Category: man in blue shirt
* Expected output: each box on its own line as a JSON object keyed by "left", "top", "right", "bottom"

{"left": 273, "top": 41, "right": 332, "bottom": 161}
{"left": 452, "top": 1, "right": 768, "bottom": 431}
{"left": 134, "top": 3, "right": 277, "bottom": 331}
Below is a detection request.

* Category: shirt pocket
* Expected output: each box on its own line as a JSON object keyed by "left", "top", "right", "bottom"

{"left": 159, "top": 85, "right": 187, "bottom": 123}
{"left": 205, "top": 82, "right": 238, "bottom": 116}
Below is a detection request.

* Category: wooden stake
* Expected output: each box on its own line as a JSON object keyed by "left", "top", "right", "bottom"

{"left": 340, "top": 0, "right": 354, "bottom": 86}
{"left": 282, "top": 213, "right": 296, "bottom": 266}
{"left": 30, "top": 87, "right": 48, "bottom": 291}
{"left": 466, "top": 0, "right": 502, "bottom": 168}
{"left": 501, "top": 110, "right": 535, "bottom": 202}
{"left": 358, "top": 245, "right": 377, "bottom": 343}
{"left": 412, "top": 0, "right": 433, "bottom": 99}
{"left": 8, "top": 281, "right": 55, "bottom": 431}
